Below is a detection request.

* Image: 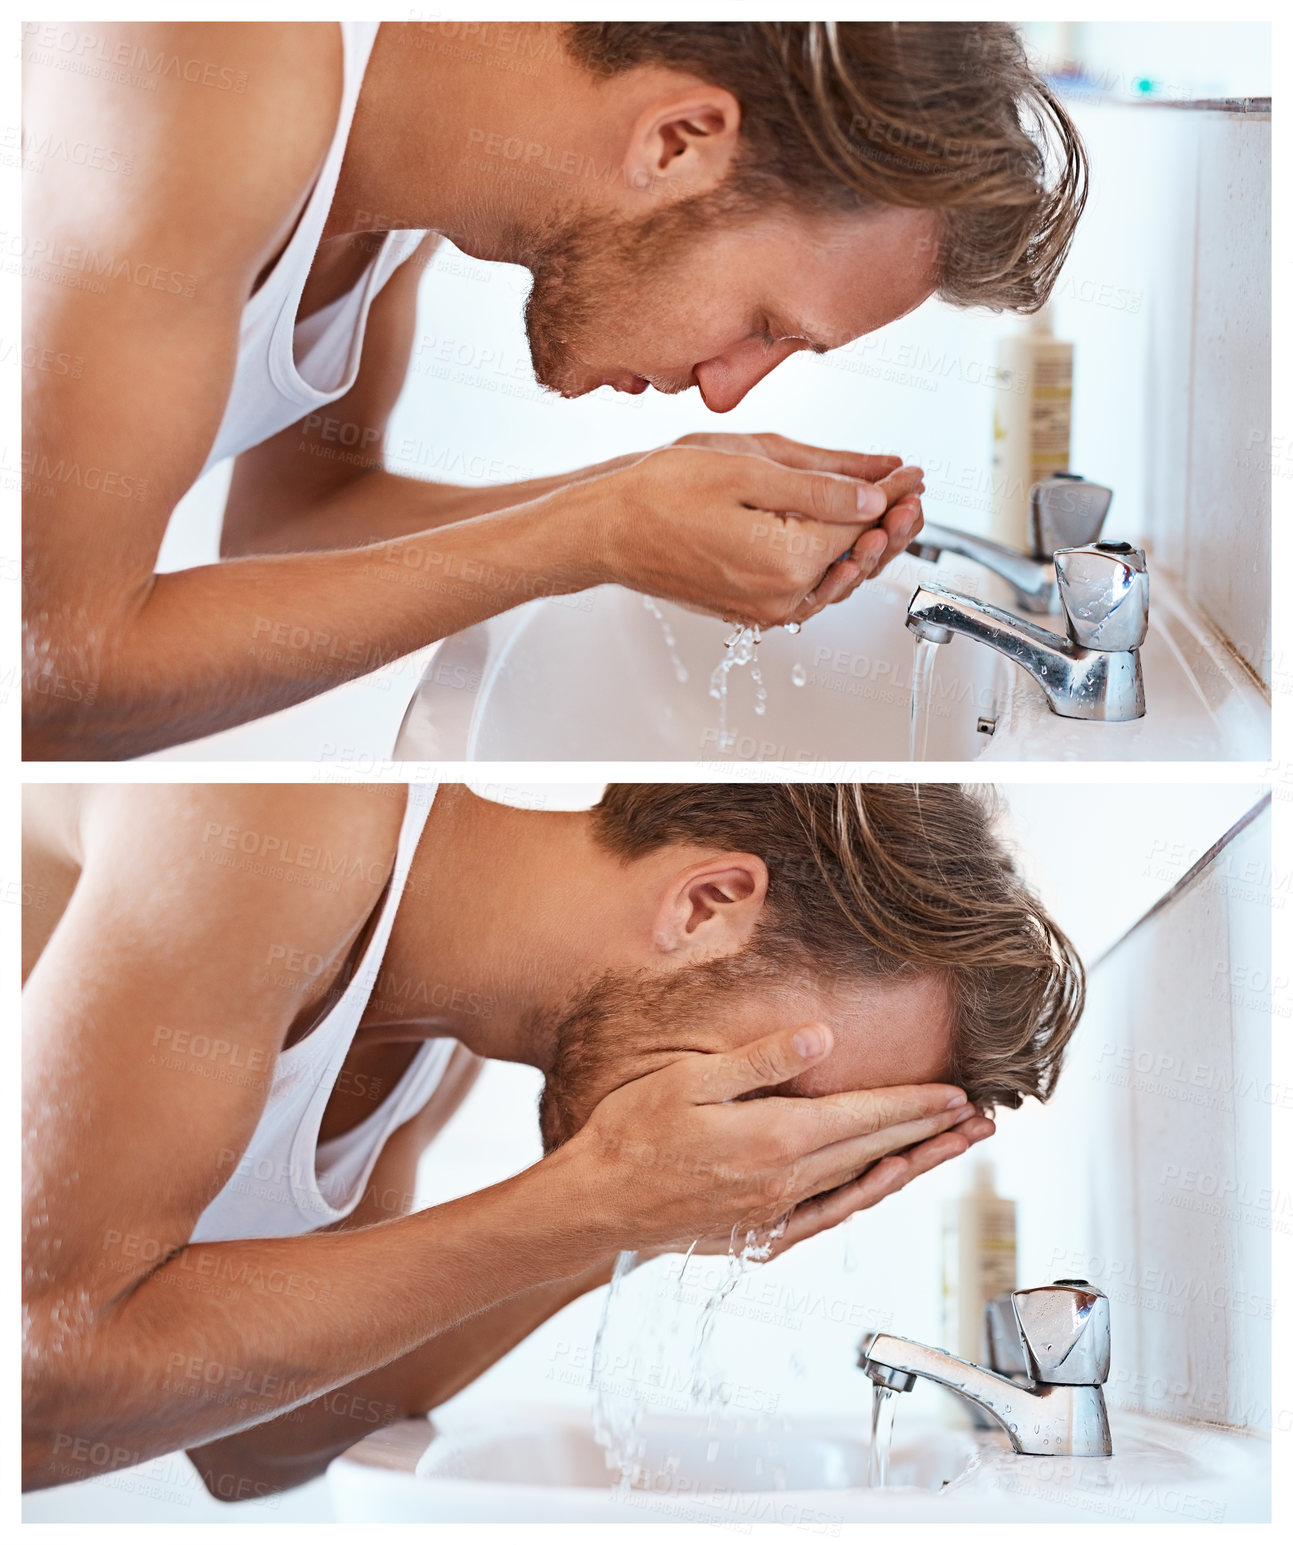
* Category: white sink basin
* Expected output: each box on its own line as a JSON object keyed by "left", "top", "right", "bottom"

{"left": 328, "top": 1406, "right": 978, "bottom": 1524}
{"left": 328, "top": 1404, "right": 1269, "bottom": 1524}
{"left": 394, "top": 552, "right": 1268, "bottom": 762}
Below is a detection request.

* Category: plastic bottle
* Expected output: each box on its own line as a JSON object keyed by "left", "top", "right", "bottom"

{"left": 940, "top": 1161, "right": 1017, "bottom": 1365}
{"left": 990, "top": 305, "right": 1073, "bottom": 549}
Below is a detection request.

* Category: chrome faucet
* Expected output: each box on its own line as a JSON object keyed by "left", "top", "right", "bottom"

{"left": 906, "top": 542, "right": 1149, "bottom": 722}
{"left": 859, "top": 1280, "right": 1114, "bottom": 1458}
{"left": 908, "top": 474, "right": 1113, "bottom": 615}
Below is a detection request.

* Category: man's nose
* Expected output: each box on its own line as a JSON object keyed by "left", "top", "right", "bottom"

{"left": 693, "top": 336, "right": 806, "bottom": 414}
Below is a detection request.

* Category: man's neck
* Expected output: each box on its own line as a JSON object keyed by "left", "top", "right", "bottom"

{"left": 375, "top": 787, "right": 623, "bottom": 1068}
{"left": 327, "top": 21, "right": 609, "bottom": 263}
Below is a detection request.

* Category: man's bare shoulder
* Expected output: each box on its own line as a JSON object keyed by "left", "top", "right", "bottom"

{"left": 23, "top": 20, "right": 345, "bottom": 281}
{"left": 77, "top": 782, "right": 409, "bottom": 949}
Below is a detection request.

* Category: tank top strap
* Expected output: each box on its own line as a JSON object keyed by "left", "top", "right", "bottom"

{"left": 263, "top": 20, "right": 382, "bottom": 392}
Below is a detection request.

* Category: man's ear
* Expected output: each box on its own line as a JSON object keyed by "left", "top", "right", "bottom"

{"left": 651, "top": 851, "right": 768, "bottom": 958}
{"left": 620, "top": 84, "right": 741, "bottom": 197}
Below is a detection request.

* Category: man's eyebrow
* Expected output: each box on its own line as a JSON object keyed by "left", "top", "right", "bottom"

{"left": 764, "top": 312, "right": 834, "bottom": 354}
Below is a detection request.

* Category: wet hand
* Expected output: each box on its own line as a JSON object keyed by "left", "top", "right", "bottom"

{"left": 579, "top": 437, "right": 911, "bottom": 629}
{"left": 557, "top": 1022, "right": 982, "bottom": 1253}
{"left": 789, "top": 465, "right": 926, "bottom": 624}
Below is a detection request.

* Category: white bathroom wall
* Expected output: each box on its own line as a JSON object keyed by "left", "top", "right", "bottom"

{"left": 990, "top": 800, "right": 1274, "bottom": 1432}
{"left": 1055, "top": 98, "right": 1272, "bottom": 688}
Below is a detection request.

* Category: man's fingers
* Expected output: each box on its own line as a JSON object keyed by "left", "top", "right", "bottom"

{"left": 737, "top": 458, "right": 895, "bottom": 524}
{"left": 836, "top": 1115, "right": 996, "bottom": 1201}
{"left": 876, "top": 464, "right": 925, "bottom": 507}
{"left": 675, "top": 433, "right": 904, "bottom": 485}
{"left": 872, "top": 494, "right": 925, "bottom": 575}
{"left": 752, "top": 438, "right": 904, "bottom": 483}
{"left": 773, "top": 1120, "right": 984, "bottom": 1243}
{"left": 687, "top": 1023, "right": 835, "bottom": 1102}
{"left": 782, "top": 1115, "right": 997, "bottom": 1242}
{"left": 793, "top": 1106, "right": 976, "bottom": 1193}
{"left": 805, "top": 556, "right": 863, "bottom": 613}
{"left": 782, "top": 1082, "right": 969, "bottom": 1147}
{"left": 789, "top": 485, "right": 925, "bottom": 622}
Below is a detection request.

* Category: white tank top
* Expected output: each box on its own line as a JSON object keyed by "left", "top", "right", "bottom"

{"left": 200, "top": 20, "right": 427, "bottom": 475}
{"left": 191, "top": 784, "right": 452, "bottom": 1243}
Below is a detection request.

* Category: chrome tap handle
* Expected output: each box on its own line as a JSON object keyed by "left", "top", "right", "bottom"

{"left": 1029, "top": 474, "right": 1113, "bottom": 559}
{"left": 1011, "top": 1280, "right": 1111, "bottom": 1386}
{"left": 1054, "top": 542, "right": 1149, "bottom": 653}
{"left": 984, "top": 1292, "right": 1029, "bottom": 1377}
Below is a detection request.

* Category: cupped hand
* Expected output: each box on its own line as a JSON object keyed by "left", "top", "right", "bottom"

{"left": 580, "top": 434, "right": 921, "bottom": 630}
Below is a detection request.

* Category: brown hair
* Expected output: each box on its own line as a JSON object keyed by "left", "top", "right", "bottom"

{"left": 592, "top": 783, "right": 1083, "bottom": 1110}
{"left": 565, "top": 21, "right": 1086, "bottom": 312}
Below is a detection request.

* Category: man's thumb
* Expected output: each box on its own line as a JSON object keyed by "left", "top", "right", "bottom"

{"left": 701, "top": 1022, "right": 834, "bottom": 1101}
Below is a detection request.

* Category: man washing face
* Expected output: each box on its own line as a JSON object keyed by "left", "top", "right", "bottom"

{"left": 23, "top": 782, "right": 1081, "bottom": 1497}
{"left": 22, "top": 21, "right": 1086, "bottom": 756}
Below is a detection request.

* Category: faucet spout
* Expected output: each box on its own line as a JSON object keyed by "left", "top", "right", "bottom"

{"left": 861, "top": 1333, "right": 1113, "bottom": 1458}
{"left": 906, "top": 581, "right": 1145, "bottom": 723}
{"left": 908, "top": 522, "right": 1057, "bottom": 614}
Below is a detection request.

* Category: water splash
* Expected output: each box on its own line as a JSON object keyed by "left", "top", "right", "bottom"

{"left": 750, "top": 652, "right": 767, "bottom": 717}
{"left": 868, "top": 1383, "right": 899, "bottom": 1488}
{"left": 709, "top": 625, "right": 760, "bottom": 753}
{"left": 690, "top": 1218, "right": 788, "bottom": 1410}
{"left": 643, "top": 596, "right": 689, "bottom": 683}
{"left": 591, "top": 1251, "right": 643, "bottom": 1490}
{"left": 908, "top": 637, "right": 939, "bottom": 761}
{"left": 590, "top": 1216, "right": 789, "bottom": 1491}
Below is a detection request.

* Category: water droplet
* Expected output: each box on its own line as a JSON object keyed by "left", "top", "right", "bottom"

{"left": 785, "top": 621, "right": 801, "bottom": 635}
{"left": 791, "top": 663, "right": 807, "bottom": 687}
{"left": 643, "top": 596, "right": 688, "bottom": 688}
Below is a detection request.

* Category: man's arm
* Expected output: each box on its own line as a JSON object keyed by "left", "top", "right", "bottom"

{"left": 22, "top": 787, "right": 979, "bottom": 1488}
{"left": 21, "top": 783, "right": 623, "bottom": 1486}
{"left": 186, "top": 1077, "right": 617, "bottom": 1497}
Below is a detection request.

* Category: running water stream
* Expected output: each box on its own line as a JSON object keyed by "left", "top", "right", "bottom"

{"left": 590, "top": 1217, "right": 790, "bottom": 1491}
{"left": 868, "top": 1384, "right": 899, "bottom": 1488}
{"left": 907, "top": 637, "right": 940, "bottom": 761}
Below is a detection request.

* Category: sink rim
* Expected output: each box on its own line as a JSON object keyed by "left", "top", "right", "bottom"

{"left": 394, "top": 559, "right": 1012, "bottom": 764}
{"left": 393, "top": 557, "right": 1268, "bottom": 763}
{"left": 328, "top": 1404, "right": 1270, "bottom": 1523}
{"left": 330, "top": 1402, "right": 986, "bottom": 1501}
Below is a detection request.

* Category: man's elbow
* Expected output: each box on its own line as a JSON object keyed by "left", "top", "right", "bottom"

{"left": 188, "top": 1432, "right": 352, "bottom": 1501}
{"left": 21, "top": 1339, "right": 121, "bottom": 1491}
{"left": 190, "top": 1446, "right": 312, "bottom": 1503}
{"left": 23, "top": 676, "right": 112, "bottom": 761}
{"left": 22, "top": 595, "right": 154, "bottom": 760}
